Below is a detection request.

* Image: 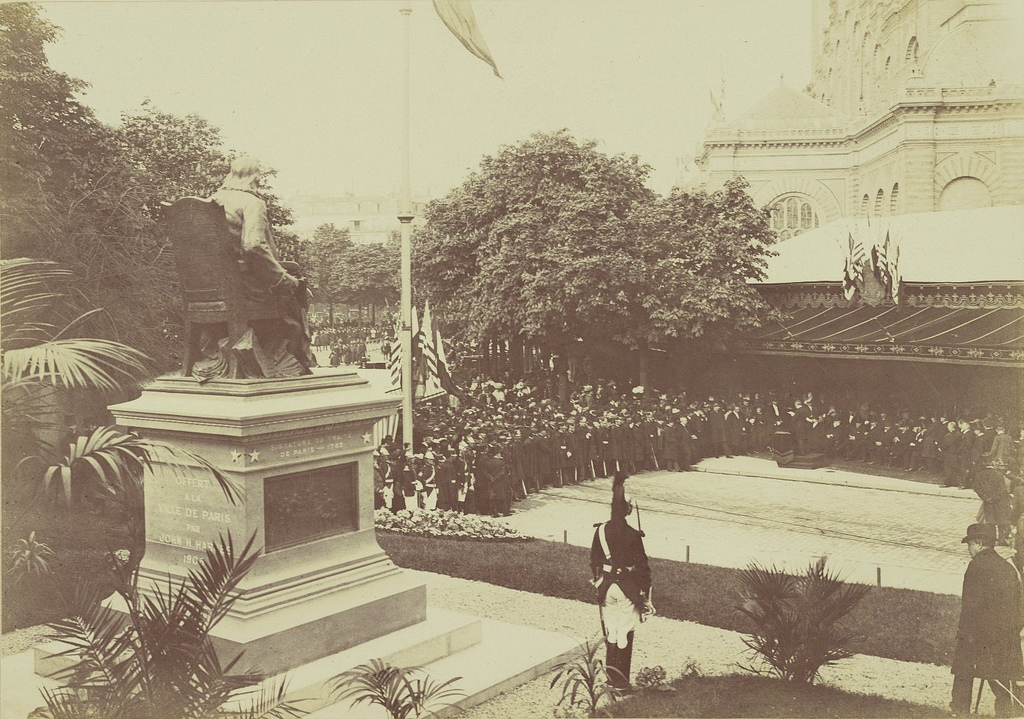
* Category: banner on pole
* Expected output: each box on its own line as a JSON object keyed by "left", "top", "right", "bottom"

{"left": 432, "top": 0, "right": 502, "bottom": 78}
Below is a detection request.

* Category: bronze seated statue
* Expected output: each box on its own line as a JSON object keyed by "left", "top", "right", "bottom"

{"left": 165, "top": 197, "right": 314, "bottom": 381}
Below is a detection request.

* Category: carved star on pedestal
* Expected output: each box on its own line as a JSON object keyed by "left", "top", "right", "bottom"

{"left": 249, "top": 450, "right": 261, "bottom": 463}
{"left": 362, "top": 433, "right": 373, "bottom": 445}
{"left": 230, "top": 450, "right": 242, "bottom": 463}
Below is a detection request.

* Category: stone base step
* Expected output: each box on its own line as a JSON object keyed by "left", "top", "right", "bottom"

{"left": 301, "top": 616, "right": 580, "bottom": 718}
{"left": 242, "top": 607, "right": 482, "bottom": 716}
{"left": 16, "top": 608, "right": 554, "bottom": 719}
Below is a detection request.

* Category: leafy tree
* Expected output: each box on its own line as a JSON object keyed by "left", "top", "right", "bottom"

{"left": 274, "top": 228, "right": 303, "bottom": 266}
{"left": 301, "top": 224, "right": 353, "bottom": 322}
{"left": 335, "top": 240, "right": 399, "bottom": 311}
{"left": 620, "top": 177, "right": 778, "bottom": 380}
{"left": 1, "top": 5, "right": 298, "bottom": 370}
{"left": 414, "top": 129, "right": 654, "bottom": 359}
{"left": 0, "top": 2, "right": 100, "bottom": 226}
{"left": 118, "top": 101, "right": 229, "bottom": 208}
{"left": 301, "top": 225, "right": 399, "bottom": 321}
{"left": 414, "top": 131, "right": 776, "bottom": 384}
{"left": 117, "top": 101, "right": 295, "bottom": 230}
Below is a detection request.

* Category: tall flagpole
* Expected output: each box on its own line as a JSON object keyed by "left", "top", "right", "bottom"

{"left": 398, "top": 3, "right": 415, "bottom": 450}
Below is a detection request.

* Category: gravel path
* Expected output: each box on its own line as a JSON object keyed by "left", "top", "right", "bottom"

{"left": 407, "top": 569, "right": 970, "bottom": 718}
{"left": 1, "top": 625, "right": 49, "bottom": 658}
{"left": 1, "top": 568, "right": 973, "bottom": 717}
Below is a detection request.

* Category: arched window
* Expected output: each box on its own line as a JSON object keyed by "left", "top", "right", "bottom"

{"left": 874, "top": 189, "right": 884, "bottom": 215}
{"left": 861, "top": 194, "right": 870, "bottom": 216}
{"left": 769, "top": 194, "right": 821, "bottom": 240}
{"left": 889, "top": 183, "right": 900, "bottom": 214}
{"left": 938, "top": 177, "right": 993, "bottom": 211}
{"left": 906, "top": 36, "right": 918, "bottom": 62}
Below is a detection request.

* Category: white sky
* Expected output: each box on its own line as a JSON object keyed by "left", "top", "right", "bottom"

{"left": 41, "top": 0, "right": 812, "bottom": 203}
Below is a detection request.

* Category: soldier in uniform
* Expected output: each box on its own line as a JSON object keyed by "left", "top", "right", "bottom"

{"left": 590, "top": 472, "right": 653, "bottom": 693}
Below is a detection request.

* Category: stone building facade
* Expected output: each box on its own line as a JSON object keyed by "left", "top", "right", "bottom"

{"left": 694, "top": 0, "right": 1024, "bottom": 240}
{"left": 287, "top": 193, "right": 430, "bottom": 244}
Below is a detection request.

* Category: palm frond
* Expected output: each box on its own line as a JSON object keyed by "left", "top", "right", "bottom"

{"left": 3, "top": 338, "right": 149, "bottom": 393}
{"left": 41, "top": 527, "right": 274, "bottom": 719}
{"left": 228, "top": 677, "right": 309, "bottom": 719}
{"left": 406, "top": 672, "right": 465, "bottom": 716}
{"left": 0, "top": 259, "right": 71, "bottom": 320}
{"left": 44, "top": 427, "right": 242, "bottom": 508}
{"left": 735, "top": 558, "right": 871, "bottom": 684}
{"left": 185, "top": 533, "right": 261, "bottom": 634}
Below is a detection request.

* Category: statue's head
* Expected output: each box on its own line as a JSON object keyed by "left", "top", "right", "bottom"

{"left": 221, "top": 155, "right": 261, "bottom": 191}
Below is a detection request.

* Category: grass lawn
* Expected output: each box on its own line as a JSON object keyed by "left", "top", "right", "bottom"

{"left": 2, "top": 512, "right": 959, "bottom": 670}
{"left": 377, "top": 532, "right": 959, "bottom": 667}
{"left": 2, "top": 501, "right": 125, "bottom": 632}
{"left": 606, "top": 674, "right": 941, "bottom": 718}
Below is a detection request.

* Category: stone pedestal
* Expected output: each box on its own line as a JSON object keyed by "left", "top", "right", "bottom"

{"left": 105, "top": 369, "right": 422, "bottom": 675}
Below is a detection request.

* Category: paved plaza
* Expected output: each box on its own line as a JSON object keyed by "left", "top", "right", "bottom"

{"left": 503, "top": 456, "right": 982, "bottom": 595}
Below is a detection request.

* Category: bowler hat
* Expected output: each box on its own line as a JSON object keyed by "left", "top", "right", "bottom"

{"left": 961, "top": 523, "right": 997, "bottom": 545}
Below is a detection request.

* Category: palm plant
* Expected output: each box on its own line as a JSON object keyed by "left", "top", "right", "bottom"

{"left": 327, "top": 658, "right": 464, "bottom": 719}
{"left": 549, "top": 639, "right": 619, "bottom": 717}
{"left": 1, "top": 258, "right": 150, "bottom": 496}
{"left": 37, "top": 533, "right": 306, "bottom": 719}
{"left": 8, "top": 530, "right": 56, "bottom": 582}
{"left": 42, "top": 425, "right": 241, "bottom": 565}
{"left": 735, "top": 557, "right": 872, "bottom": 684}
{"left": 2, "top": 259, "right": 238, "bottom": 547}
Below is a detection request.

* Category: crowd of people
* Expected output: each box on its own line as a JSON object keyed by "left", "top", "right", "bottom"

{"left": 372, "top": 374, "right": 1024, "bottom": 708}
{"left": 373, "top": 375, "right": 1024, "bottom": 524}
{"left": 309, "top": 317, "right": 393, "bottom": 367}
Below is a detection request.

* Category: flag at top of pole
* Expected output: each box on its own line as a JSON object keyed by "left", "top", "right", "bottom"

{"left": 432, "top": 0, "right": 502, "bottom": 78}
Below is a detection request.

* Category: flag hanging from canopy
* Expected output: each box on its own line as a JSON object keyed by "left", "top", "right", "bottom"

{"left": 432, "top": 0, "right": 502, "bottom": 78}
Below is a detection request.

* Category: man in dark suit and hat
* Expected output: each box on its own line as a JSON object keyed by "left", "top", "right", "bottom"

{"left": 951, "top": 523, "right": 1024, "bottom": 717}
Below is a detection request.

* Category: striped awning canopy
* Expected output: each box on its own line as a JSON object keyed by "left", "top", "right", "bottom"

{"left": 748, "top": 300, "right": 1024, "bottom": 366}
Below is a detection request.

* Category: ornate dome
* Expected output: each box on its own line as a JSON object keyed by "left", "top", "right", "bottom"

{"left": 728, "top": 83, "right": 847, "bottom": 131}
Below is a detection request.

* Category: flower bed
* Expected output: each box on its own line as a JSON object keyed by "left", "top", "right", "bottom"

{"left": 374, "top": 508, "right": 531, "bottom": 542}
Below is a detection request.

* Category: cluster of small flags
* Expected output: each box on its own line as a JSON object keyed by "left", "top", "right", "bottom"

{"left": 387, "top": 301, "right": 457, "bottom": 400}
{"left": 842, "top": 223, "right": 901, "bottom": 303}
